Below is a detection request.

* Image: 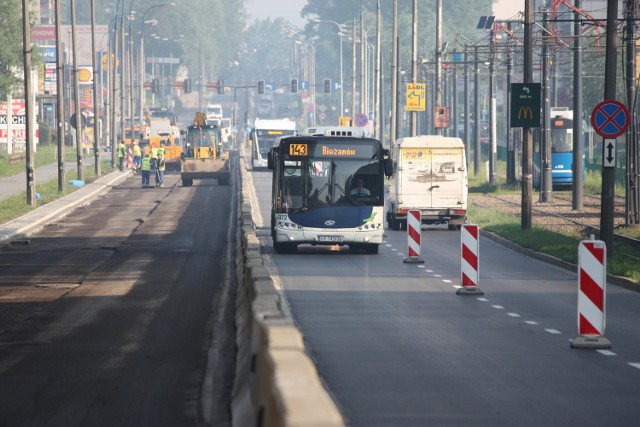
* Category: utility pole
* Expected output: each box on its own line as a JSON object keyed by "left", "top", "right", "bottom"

{"left": 573, "top": 0, "right": 584, "bottom": 211}
{"left": 55, "top": 0, "right": 65, "bottom": 193}
{"left": 435, "top": 0, "right": 443, "bottom": 135}
{"left": 625, "top": 0, "right": 638, "bottom": 224}
{"left": 522, "top": 0, "right": 534, "bottom": 230}
{"left": 391, "top": 0, "right": 398, "bottom": 145}
{"left": 600, "top": 0, "right": 619, "bottom": 254}
{"left": 506, "top": 22, "right": 515, "bottom": 185}
{"left": 351, "top": 3, "right": 356, "bottom": 121}
{"left": 22, "top": 0, "right": 36, "bottom": 205}
{"left": 71, "top": 0, "right": 84, "bottom": 182}
{"left": 464, "top": 46, "right": 471, "bottom": 167}
{"left": 541, "top": 9, "right": 552, "bottom": 202}
{"left": 375, "top": 0, "right": 382, "bottom": 142}
{"left": 410, "top": 0, "right": 418, "bottom": 136}
{"left": 489, "top": 26, "right": 497, "bottom": 184}
{"left": 91, "top": 0, "right": 101, "bottom": 176}
{"left": 473, "top": 44, "right": 481, "bottom": 176}
{"left": 452, "top": 55, "right": 458, "bottom": 140}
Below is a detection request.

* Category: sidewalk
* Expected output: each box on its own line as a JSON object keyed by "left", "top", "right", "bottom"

{"left": 0, "top": 162, "right": 77, "bottom": 201}
{"left": 0, "top": 163, "right": 131, "bottom": 242}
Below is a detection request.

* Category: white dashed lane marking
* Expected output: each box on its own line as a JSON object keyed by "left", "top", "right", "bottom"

{"left": 385, "top": 242, "right": 640, "bottom": 369}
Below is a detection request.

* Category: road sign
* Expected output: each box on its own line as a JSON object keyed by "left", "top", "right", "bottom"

{"left": 406, "top": 83, "right": 426, "bottom": 111}
{"left": 591, "top": 100, "right": 629, "bottom": 138}
{"left": 510, "top": 83, "right": 541, "bottom": 128}
{"left": 355, "top": 113, "right": 368, "bottom": 127}
{"left": 603, "top": 138, "right": 616, "bottom": 168}
{"left": 69, "top": 113, "right": 86, "bottom": 130}
{"left": 434, "top": 106, "right": 450, "bottom": 129}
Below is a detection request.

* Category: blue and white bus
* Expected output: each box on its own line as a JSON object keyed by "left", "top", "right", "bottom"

{"left": 268, "top": 133, "right": 392, "bottom": 254}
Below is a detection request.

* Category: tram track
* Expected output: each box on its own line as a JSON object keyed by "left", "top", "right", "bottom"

{"left": 469, "top": 191, "right": 640, "bottom": 251}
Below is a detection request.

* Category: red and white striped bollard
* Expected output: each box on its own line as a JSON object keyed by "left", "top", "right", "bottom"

{"left": 457, "top": 224, "right": 484, "bottom": 295}
{"left": 403, "top": 209, "right": 424, "bottom": 263}
{"left": 571, "top": 239, "right": 611, "bottom": 349}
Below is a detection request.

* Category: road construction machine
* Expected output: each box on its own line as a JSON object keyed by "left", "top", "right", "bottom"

{"left": 180, "top": 112, "right": 230, "bottom": 186}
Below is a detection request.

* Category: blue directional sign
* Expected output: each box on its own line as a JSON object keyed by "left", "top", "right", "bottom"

{"left": 591, "top": 100, "right": 629, "bottom": 138}
{"left": 300, "top": 80, "right": 309, "bottom": 90}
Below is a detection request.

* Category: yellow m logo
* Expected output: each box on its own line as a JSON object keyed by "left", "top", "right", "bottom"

{"left": 518, "top": 106, "right": 533, "bottom": 120}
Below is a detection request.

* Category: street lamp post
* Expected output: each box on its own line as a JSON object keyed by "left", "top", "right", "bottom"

{"left": 313, "top": 19, "right": 344, "bottom": 117}
{"left": 137, "top": 3, "right": 174, "bottom": 137}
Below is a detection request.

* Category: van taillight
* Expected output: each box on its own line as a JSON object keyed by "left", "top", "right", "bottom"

{"left": 451, "top": 209, "right": 466, "bottom": 215}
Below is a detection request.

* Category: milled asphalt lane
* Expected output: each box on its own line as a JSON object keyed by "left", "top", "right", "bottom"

{"left": 0, "top": 164, "right": 131, "bottom": 242}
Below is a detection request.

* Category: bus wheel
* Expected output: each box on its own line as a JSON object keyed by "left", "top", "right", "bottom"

{"left": 274, "top": 241, "right": 297, "bottom": 254}
{"left": 365, "top": 244, "right": 379, "bottom": 254}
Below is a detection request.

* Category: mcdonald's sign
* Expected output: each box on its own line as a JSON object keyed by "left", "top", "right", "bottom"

{"left": 510, "top": 83, "right": 541, "bottom": 128}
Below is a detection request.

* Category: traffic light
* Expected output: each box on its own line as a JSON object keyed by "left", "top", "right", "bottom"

{"left": 217, "top": 79, "right": 224, "bottom": 94}
{"left": 258, "top": 80, "right": 265, "bottom": 95}
{"left": 183, "top": 78, "right": 191, "bottom": 94}
{"left": 152, "top": 78, "right": 159, "bottom": 94}
{"left": 291, "top": 78, "right": 298, "bottom": 93}
{"left": 324, "top": 78, "right": 331, "bottom": 94}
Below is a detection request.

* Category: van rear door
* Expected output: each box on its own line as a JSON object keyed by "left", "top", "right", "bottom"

{"left": 429, "top": 147, "right": 466, "bottom": 209}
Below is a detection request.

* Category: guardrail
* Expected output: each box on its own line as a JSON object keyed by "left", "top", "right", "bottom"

{"left": 231, "top": 153, "right": 344, "bottom": 426}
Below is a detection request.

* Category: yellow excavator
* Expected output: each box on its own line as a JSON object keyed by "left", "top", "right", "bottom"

{"left": 180, "top": 112, "right": 230, "bottom": 186}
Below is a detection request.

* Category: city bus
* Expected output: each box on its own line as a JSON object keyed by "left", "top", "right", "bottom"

{"left": 268, "top": 133, "right": 392, "bottom": 254}
{"left": 250, "top": 118, "right": 296, "bottom": 168}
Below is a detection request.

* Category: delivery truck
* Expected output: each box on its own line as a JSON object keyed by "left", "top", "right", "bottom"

{"left": 386, "top": 135, "right": 468, "bottom": 231}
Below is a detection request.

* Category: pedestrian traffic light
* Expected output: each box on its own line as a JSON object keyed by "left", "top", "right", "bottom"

{"left": 291, "top": 78, "right": 298, "bottom": 93}
{"left": 152, "top": 78, "right": 159, "bottom": 94}
{"left": 183, "top": 78, "right": 191, "bottom": 94}
{"left": 324, "top": 78, "right": 331, "bottom": 94}
{"left": 258, "top": 80, "right": 265, "bottom": 95}
{"left": 217, "top": 79, "right": 224, "bottom": 94}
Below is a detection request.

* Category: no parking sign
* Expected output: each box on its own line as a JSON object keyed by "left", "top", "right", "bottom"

{"left": 591, "top": 100, "right": 629, "bottom": 168}
{"left": 591, "top": 100, "right": 629, "bottom": 138}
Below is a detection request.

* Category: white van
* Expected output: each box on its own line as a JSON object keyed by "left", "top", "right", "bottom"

{"left": 386, "top": 135, "right": 468, "bottom": 231}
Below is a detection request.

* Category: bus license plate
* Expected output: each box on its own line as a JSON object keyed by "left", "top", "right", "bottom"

{"left": 318, "top": 235, "right": 343, "bottom": 243}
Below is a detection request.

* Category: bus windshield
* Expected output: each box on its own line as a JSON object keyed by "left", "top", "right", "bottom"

{"left": 281, "top": 158, "right": 382, "bottom": 211}
{"left": 256, "top": 129, "right": 296, "bottom": 158}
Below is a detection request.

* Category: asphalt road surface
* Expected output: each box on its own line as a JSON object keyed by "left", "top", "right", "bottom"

{"left": 247, "top": 167, "right": 640, "bottom": 427}
{"left": 0, "top": 171, "right": 235, "bottom": 426}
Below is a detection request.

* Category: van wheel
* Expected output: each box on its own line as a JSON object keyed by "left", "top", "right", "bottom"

{"left": 365, "top": 244, "right": 379, "bottom": 254}
{"left": 390, "top": 218, "right": 400, "bottom": 231}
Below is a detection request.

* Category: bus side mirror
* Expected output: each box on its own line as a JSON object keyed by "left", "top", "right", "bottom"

{"left": 383, "top": 149, "right": 393, "bottom": 177}
{"left": 267, "top": 148, "right": 275, "bottom": 170}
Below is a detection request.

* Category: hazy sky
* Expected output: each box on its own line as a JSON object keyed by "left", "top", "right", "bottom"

{"left": 245, "top": 0, "right": 523, "bottom": 26}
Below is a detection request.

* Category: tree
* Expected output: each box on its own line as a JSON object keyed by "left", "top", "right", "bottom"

{"left": 0, "top": 0, "right": 25, "bottom": 98}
